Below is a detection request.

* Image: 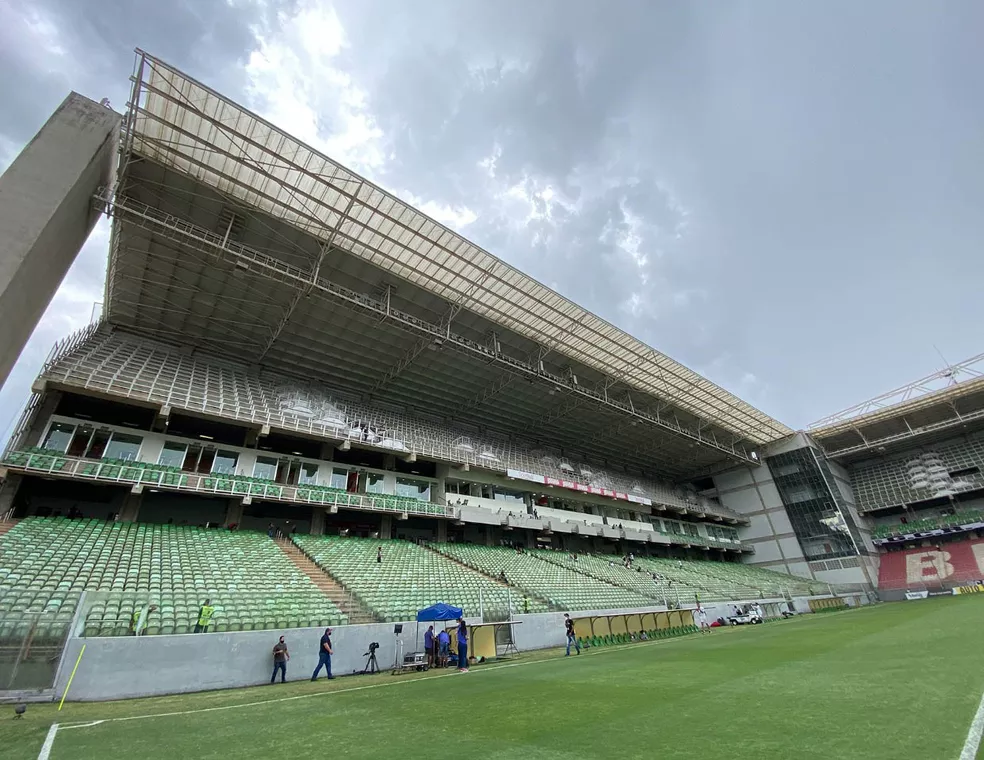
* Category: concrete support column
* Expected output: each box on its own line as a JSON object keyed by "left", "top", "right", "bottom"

{"left": 22, "top": 390, "right": 62, "bottom": 449}
{"left": 436, "top": 520, "right": 448, "bottom": 543}
{"left": 525, "top": 530, "right": 536, "bottom": 549}
{"left": 485, "top": 525, "right": 493, "bottom": 546}
{"left": 224, "top": 499, "right": 244, "bottom": 528}
{"left": 319, "top": 443, "right": 334, "bottom": 462}
{"left": 0, "top": 473, "right": 23, "bottom": 519}
{"left": 310, "top": 508, "right": 325, "bottom": 535}
{"left": 0, "top": 94, "right": 121, "bottom": 389}
{"left": 380, "top": 515, "right": 393, "bottom": 540}
{"left": 118, "top": 489, "right": 142, "bottom": 522}
{"left": 433, "top": 463, "right": 449, "bottom": 506}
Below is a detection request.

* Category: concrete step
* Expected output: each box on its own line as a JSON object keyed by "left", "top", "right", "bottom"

{"left": 0, "top": 519, "right": 19, "bottom": 537}
{"left": 275, "top": 538, "right": 377, "bottom": 625}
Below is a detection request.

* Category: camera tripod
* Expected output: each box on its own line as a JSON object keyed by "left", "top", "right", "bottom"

{"left": 362, "top": 646, "right": 379, "bottom": 674}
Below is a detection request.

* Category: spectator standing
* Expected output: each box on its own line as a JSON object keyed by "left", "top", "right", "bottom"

{"left": 564, "top": 613, "right": 581, "bottom": 656}
{"left": 129, "top": 604, "right": 157, "bottom": 636}
{"left": 271, "top": 636, "right": 290, "bottom": 683}
{"left": 194, "top": 599, "right": 215, "bottom": 633}
{"left": 311, "top": 627, "right": 335, "bottom": 680}
{"left": 377, "top": 547, "right": 383, "bottom": 564}
{"left": 456, "top": 618, "right": 469, "bottom": 672}
{"left": 424, "top": 625, "right": 435, "bottom": 668}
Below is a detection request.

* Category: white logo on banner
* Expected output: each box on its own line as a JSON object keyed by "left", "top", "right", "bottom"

{"left": 905, "top": 551, "right": 954, "bottom": 584}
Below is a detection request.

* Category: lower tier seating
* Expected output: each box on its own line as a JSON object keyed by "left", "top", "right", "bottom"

{"left": 292, "top": 535, "right": 546, "bottom": 621}
{"left": 430, "top": 543, "right": 655, "bottom": 611}
{"left": 0, "top": 518, "right": 345, "bottom": 638}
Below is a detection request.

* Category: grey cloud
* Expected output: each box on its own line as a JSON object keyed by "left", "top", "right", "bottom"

{"left": 2, "top": 0, "right": 983, "bottom": 432}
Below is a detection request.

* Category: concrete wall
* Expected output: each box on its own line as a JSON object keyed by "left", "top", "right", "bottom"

{"left": 713, "top": 456, "right": 812, "bottom": 580}
{"left": 0, "top": 94, "right": 120, "bottom": 389}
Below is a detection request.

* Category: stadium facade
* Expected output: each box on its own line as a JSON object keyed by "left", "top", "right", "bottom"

{"left": 3, "top": 49, "right": 984, "bottom": 612}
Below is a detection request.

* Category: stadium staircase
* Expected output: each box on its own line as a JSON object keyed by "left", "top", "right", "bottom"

{"left": 0, "top": 519, "right": 18, "bottom": 537}
{"left": 429, "top": 543, "right": 655, "bottom": 611}
{"left": 277, "top": 538, "right": 377, "bottom": 624}
{"left": 420, "top": 543, "right": 554, "bottom": 611}
{"left": 292, "top": 535, "right": 546, "bottom": 622}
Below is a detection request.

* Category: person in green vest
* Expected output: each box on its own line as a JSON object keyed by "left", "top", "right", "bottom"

{"left": 195, "top": 598, "right": 215, "bottom": 633}
{"left": 129, "top": 604, "right": 158, "bottom": 636}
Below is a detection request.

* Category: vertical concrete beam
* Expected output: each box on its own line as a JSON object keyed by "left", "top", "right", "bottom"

{"left": 380, "top": 515, "right": 393, "bottom": 540}
{"left": 223, "top": 499, "right": 244, "bottom": 528}
{"left": 119, "top": 490, "right": 143, "bottom": 522}
{"left": 0, "top": 93, "right": 121, "bottom": 389}
{"left": 310, "top": 508, "right": 325, "bottom": 535}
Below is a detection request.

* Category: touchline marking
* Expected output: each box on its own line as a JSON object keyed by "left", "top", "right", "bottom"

{"left": 56, "top": 634, "right": 691, "bottom": 731}
{"left": 958, "top": 688, "right": 984, "bottom": 760}
{"left": 37, "top": 723, "right": 59, "bottom": 760}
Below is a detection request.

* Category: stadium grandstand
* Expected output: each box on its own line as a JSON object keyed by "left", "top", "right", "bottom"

{"left": 0, "top": 50, "right": 979, "bottom": 712}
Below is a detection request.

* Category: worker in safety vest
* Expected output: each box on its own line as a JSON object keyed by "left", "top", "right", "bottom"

{"left": 195, "top": 599, "right": 215, "bottom": 633}
{"left": 129, "top": 604, "right": 157, "bottom": 636}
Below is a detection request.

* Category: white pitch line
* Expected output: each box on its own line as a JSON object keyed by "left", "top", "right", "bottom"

{"left": 959, "top": 688, "right": 984, "bottom": 760}
{"left": 37, "top": 723, "right": 59, "bottom": 760}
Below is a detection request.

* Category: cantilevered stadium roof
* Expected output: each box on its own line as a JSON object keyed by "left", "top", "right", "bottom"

{"left": 809, "top": 353, "right": 984, "bottom": 460}
{"left": 95, "top": 50, "right": 790, "bottom": 479}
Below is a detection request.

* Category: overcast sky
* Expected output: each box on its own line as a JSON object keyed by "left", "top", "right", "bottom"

{"left": 1, "top": 0, "right": 982, "bottom": 439}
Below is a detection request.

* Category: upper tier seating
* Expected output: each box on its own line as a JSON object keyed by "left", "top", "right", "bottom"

{"left": 292, "top": 535, "right": 546, "bottom": 621}
{"left": 40, "top": 326, "right": 739, "bottom": 519}
{"left": 871, "top": 510, "right": 984, "bottom": 540}
{"left": 430, "top": 543, "right": 655, "bottom": 611}
{"left": 0, "top": 518, "right": 344, "bottom": 638}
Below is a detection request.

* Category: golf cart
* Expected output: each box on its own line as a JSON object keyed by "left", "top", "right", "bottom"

{"left": 727, "top": 605, "right": 764, "bottom": 626}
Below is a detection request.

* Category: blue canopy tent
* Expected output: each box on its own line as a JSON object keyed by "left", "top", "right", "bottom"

{"left": 414, "top": 603, "right": 463, "bottom": 666}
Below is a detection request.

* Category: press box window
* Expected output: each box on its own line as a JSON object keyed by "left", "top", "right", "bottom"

{"left": 158, "top": 442, "right": 187, "bottom": 468}
{"left": 396, "top": 478, "right": 430, "bottom": 501}
{"left": 103, "top": 433, "right": 143, "bottom": 461}
{"left": 253, "top": 456, "right": 278, "bottom": 481}
{"left": 212, "top": 450, "right": 239, "bottom": 475}
{"left": 42, "top": 422, "right": 76, "bottom": 453}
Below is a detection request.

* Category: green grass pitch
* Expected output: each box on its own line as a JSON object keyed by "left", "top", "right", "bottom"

{"left": 4, "top": 597, "right": 984, "bottom": 759}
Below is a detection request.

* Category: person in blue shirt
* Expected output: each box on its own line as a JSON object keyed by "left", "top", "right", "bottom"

{"left": 424, "top": 625, "right": 435, "bottom": 668}
{"left": 456, "top": 618, "right": 469, "bottom": 672}
{"left": 437, "top": 628, "right": 451, "bottom": 668}
{"left": 311, "top": 627, "right": 335, "bottom": 681}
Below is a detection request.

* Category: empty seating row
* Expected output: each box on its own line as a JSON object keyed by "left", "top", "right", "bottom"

{"left": 0, "top": 518, "right": 344, "bottom": 637}
{"left": 871, "top": 510, "right": 984, "bottom": 540}
{"left": 430, "top": 543, "right": 655, "bottom": 611}
{"left": 293, "top": 535, "right": 547, "bottom": 622}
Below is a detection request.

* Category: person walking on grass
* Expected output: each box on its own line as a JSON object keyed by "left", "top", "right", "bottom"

{"left": 311, "top": 627, "right": 335, "bottom": 681}
{"left": 456, "top": 618, "right": 469, "bottom": 672}
{"left": 564, "top": 613, "right": 581, "bottom": 656}
{"left": 271, "top": 636, "right": 289, "bottom": 683}
{"left": 696, "top": 605, "right": 711, "bottom": 634}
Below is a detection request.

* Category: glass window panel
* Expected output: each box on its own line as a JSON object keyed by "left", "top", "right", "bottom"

{"left": 366, "top": 473, "right": 386, "bottom": 494}
{"left": 329, "top": 469, "right": 347, "bottom": 490}
{"left": 42, "top": 422, "right": 75, "bottom": 453}
{"left": 104, "top": 433, "right": 143, "bottom": 461}
{"left": 158, "top": 442, "right": 187, "bottom": 468}
{"left": 212, "top": 450, "right": 239, "bottom": 475}
{"left": 395, "top": 478, "right": 430, "bottom": 501}
{"left": 298, "top": 462, "right": 319, "bottom": 485}
{"left": 253, "top": 456, "right": 278, "bottom": 480}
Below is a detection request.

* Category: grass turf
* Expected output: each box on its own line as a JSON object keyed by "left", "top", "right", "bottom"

{"left": 3, "top": 597, "right": 984, "bottom": 759}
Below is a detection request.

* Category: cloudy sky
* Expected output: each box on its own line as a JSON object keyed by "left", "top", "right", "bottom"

{"left": 1, "top": 0, "right": 982, "bottom": 439}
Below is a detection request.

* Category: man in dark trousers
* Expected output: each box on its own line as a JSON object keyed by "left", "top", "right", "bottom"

{"left": 564, "top": 613, "right": 581, "bottom": 656}
{"left": 271, "top": 636, "right": 289, "bottom": 683}
{"left": 311, "top": 627, "right": 335, "bottom": 681}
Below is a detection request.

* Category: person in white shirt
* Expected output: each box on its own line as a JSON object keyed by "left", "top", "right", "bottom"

{"left": 696, "top": 605, "right": 710, "bottom": 633}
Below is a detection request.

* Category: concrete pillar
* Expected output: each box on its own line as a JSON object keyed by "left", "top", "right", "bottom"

{"left": 0, "top": 94, "right": 121, "bottom": 389}
{"left": 0, "top": 473, "right": 23, "bottom": 519}
{"left": 21, "top": 390, "right": 62, "bottom": 449}
{"left": 436, "top": 520, "right": 448, "bottom": 543}
{"left": 433, "top": 463, "right": 448, "bottom": 505}
{"left": 310, "top": 508, "right": 325, "bottom": 536}
{"left": 223, "top": 499, "right": 244, "bottom": 528}
{"left": 319, "top": 443, "right": 334, "bottom": 461}
{"left": 119, "top": 490, "right": 142, "bottom": 522}
{"left": 484, "top": 525, "right": 493, "bottom": 546}
{"left": 380, "top": 515, "right": 393, "bottom": 540}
